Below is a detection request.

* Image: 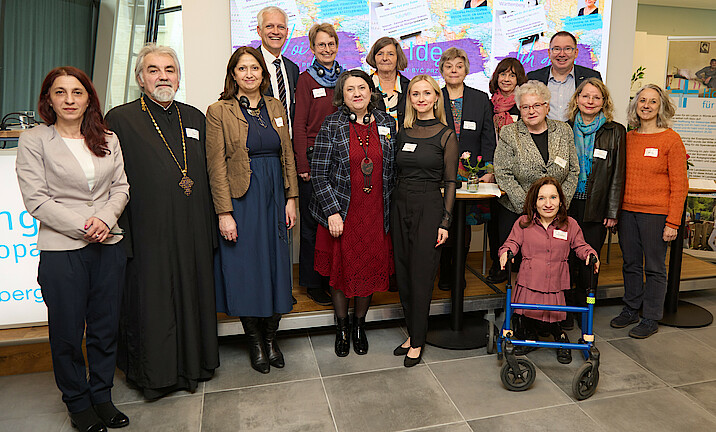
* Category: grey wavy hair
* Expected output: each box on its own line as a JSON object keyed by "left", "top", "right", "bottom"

{"left": 627, "top": 84, "right": 675, "bottom": 129}
{"left": 134, "top": 44, "right": 181, "bottom": 89}
{"left": 257, "top": 6, "right": 288, "bottom": 28}
{"left": 514, "top": 80, "right": 551, "bottom": 106}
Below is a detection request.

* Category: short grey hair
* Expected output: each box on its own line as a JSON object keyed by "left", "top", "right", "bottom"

{"left": 257, "top": 6, "right": 288, "bottom": 28}
{"left": 627, "top": 84, "right": 675, "bottom": 129}
{"left": 134, "top": 43, "right": 181, "bottom": 89}
{"left": 439, "top": 47, "right": 470, "bottom": 75}
{"left": 514, "top": 80, "right": 551, "bottom": 106}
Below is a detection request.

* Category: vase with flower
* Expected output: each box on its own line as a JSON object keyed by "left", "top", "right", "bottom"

{"left": 460, "top": 151, "right": 491, "bottom": 192}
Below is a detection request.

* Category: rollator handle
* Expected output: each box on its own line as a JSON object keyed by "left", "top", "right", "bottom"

{"left": 589, "top": 254, "right": 598, "bottom": 265}
{"left": 506, "top": 251, "right": 514, "bottom": 286}
{"left": 587, "top": 254, "right": 598, "bottom": 296}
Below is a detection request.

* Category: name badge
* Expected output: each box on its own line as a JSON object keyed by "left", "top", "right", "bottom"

{"left": 274, "top": 117, "right": 284, "bottom": 128}
{"left": 185, "top": 128, "right": 199, "bottom": 140}
{"left": 553, "top": 229, "right": 568, "bottom": 240}
{"left": 593, "top": 149, "right": 608, "bottom": 159}
{"left": 312, "top": 88, "right": 326, "bottom": 98}
{"left": 554, "top": 156, "right": 567, "bottom": 168}
{"left": 402, "top": 143, "right": 417, "bottom": 152}
{"left": 644, "top": 148, "right": 658, "bottom": 157}
{"left": 463, "top": 120, "right": 477, "bottom": 130}
{"left": 378, "top": 126, "right": 390, "bottom": 136}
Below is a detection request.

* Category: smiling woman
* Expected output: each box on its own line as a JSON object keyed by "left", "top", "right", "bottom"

{"left": 205, "top": 46, "right": 299, "bottom": 374}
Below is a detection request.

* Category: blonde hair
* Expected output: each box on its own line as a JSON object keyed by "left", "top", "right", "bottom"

{"left": 403, "top": 75, "right": 446, "bottom": 129}
{"left": 567, "top": 78, "right": 614, "bottom": 122}
{"left": 308, "top": 23, "right": 339, "bottom": 49}
{"left": 627, "top": 84, "right": 675, "bottom": 129}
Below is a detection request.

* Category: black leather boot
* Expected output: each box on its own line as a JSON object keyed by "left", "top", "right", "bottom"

{"left": 352, "top": 315, "right": 369, "bottom": 355}
{"left": 241, "top": 317, "right": 270, "bottom": 373}
{"left": 262, "top": 313, "right": 285, "bottom": 368}
{"left": 335, "top": 316, "right": 350, "bottom": 357}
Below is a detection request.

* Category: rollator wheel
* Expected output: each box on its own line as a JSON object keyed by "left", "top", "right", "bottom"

{"left": 500, "top": 358, "right": 536, "bottom": 391}
{"left": 572, "top": 362, "right": 599, "bottom": 400}
{"left": 486, "top": 325, "right": 497, "bottom": 354}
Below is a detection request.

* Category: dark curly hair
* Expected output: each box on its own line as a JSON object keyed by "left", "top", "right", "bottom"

{"left": 520, "top": 176, "right": 569, "bottom": 229}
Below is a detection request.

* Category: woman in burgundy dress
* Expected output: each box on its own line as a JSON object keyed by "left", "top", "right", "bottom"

{"left": 310, "top": 69, "right": 397, "bottom": 357}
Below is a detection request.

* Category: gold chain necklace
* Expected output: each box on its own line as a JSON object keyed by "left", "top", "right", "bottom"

{"left": 141, "top": 95, "right": 193, "bottom": 196}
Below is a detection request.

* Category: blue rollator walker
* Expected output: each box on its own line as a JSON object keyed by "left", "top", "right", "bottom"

{"left": 496, "top": 251, "right": 600, "bottom": 400}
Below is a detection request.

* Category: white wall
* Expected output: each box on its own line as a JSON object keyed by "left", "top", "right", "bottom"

{"left": 632, "top": 31, "right": 668, "bottom": 96}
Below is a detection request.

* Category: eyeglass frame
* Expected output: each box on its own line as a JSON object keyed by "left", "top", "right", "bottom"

{"left": 519, "top": 102, "right": 549, "bottom": 111}
{"left": 315, "top": 42, "right": 337, "bottom": 50}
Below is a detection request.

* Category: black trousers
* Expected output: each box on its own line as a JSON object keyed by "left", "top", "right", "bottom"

{"left": 567, "top": 199, "right": 607, "bottom": 308}
{"left": 38, "top": 243, "right": 126, "bottom": 413}
{"left": 298, "top": 177, "right": 323, "bottom": 290}
{"left": 618, "top": 210, "right": 669, "bottom": 320}
{"left": 392, "top": 181, "right": 443, "bottom": 348}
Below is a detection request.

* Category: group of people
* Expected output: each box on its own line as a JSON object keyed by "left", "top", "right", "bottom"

{"left": 14, "top": 4, "right": 688, "bottom": 430}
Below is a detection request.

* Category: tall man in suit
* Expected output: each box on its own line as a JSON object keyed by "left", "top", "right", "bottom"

{"left": 257, "top": 6, "right": 299, "bottom": 136}
{"left": 527, "top": 31, "right": 602, "bottom": 121}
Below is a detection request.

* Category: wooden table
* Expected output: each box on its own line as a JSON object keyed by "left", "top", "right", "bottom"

{"left": 661, "top": 181, "right": 716, "bottom": 328}
{"left": 0, "top": 129, "right": 23, "bottom": 148}
{"left": 426, "top": 185, "right": 502, "bottom": 350}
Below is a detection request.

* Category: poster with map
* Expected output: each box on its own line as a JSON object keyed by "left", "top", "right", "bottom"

{"left": 230, "top": 0, "right": 611, "bottom": 93}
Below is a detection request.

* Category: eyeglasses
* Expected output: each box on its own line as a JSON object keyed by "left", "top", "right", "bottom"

{"left": 315, "top": 42, "right": 336, "bottom": 50}
{"left": 550, "top": 47, "right": 576, "bottom": 54}
{"left": 579, "top": 94, "right": 603, "bottom": 102}
{"left": 519, "top": 102, "right": 548, "bottom": 111}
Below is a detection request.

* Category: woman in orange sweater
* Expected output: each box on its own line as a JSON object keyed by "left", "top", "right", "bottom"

{"left": 610, "top": 84, "right": 688, "bottom": 339}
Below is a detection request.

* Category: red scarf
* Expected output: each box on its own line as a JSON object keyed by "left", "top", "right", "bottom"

{"left": 491, "top": 91, "right": 516, "bottom": 134}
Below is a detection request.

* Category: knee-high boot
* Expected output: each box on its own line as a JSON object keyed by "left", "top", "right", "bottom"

{"left": 241, "top": 317, "right": 270, "bottom": 374}
{"left": 262, "top": 313, "right": 285, "bottom": 368}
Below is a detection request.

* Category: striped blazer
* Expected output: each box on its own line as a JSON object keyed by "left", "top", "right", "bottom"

{"left": 310, "top": 109, "right": 396, "bottom": 233}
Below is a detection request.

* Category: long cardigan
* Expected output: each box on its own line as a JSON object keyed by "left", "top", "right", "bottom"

{"left": 310, "top": 109, "right": 397, "bottom": 233}
{"left": 494, "top": 119, "right": 579, "bottom": 214}
{"left": 205, "top": 96, "right": 299, "bottom": 214}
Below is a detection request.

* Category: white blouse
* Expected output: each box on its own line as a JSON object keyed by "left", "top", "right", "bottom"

{"left": 62, "top": 137, "right": 96, "bottom": 190}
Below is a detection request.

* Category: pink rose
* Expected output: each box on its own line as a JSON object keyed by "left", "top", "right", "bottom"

{"left": 461, "top": 151, "right": 471, "bottom": 160}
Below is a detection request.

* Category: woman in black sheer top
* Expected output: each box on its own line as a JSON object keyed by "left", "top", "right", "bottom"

{"left": 391, "top": 75, "right": 459, "bottom": 367}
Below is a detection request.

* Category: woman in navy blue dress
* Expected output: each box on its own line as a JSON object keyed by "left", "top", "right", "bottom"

{"left": 206, "top": 46, "right": 299, "bottom": 374}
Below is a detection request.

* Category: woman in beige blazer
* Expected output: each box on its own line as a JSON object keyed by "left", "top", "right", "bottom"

{"left": 15, "top": 67, "right": 130, "bottom": 432}
{"left": 206, "top": 46, "right": 299, "bottom": 374}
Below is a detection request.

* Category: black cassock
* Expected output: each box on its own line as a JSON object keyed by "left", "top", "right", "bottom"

{"left": 106, "top": 96, "right": 219, "bottom": 398}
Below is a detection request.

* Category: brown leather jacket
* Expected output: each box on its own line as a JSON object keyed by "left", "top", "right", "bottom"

{"left": 205, "top": 96, "right": 298, "bottom": 214}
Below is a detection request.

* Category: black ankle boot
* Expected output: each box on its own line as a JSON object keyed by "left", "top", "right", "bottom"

{"left": 335, "top": 316, "right": 350, "bottom": 357}
{"left": 262, "top": 313, "right": 285, "bottom": 368}
{"left": 241, "top": 317, "right": 270, "bottom": 373}
{"left": 352, "top": 315, "right": 368, "bottom": 355}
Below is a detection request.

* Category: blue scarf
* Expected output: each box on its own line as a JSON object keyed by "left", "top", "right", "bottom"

{"left": 307, "top": 59, "right": 342, "bottom": 88}
{"left": 573, "top": 111, "right": 606, "bottom": 194}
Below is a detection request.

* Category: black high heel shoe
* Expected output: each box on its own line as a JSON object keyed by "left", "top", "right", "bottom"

{"left": 393, "top": 340, "right": 410, "bottom": 356}
{"left": 404, "top": 347, "right": 423, "bottom": 368}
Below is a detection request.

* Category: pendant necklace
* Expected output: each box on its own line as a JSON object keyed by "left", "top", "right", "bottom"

{"left": 352, "top": 122, "right": 374, "bottom": 193}
{"left": 141, "top": 95, "right": 193, "bottom": 196}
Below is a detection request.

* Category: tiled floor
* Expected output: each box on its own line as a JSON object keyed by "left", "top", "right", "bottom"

{"left": 3, "top": 290, "right": 716, "bottom": 432}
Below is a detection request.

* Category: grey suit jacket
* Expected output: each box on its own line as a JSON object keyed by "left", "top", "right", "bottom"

{"left": 494, "top": 119, "right": 579, "bottom": 214}
{"left": 15, "top": 124, "right": 130, "bottom": 251}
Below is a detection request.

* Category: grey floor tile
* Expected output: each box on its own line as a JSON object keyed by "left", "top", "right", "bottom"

{"left": 113, "top": 394, "right": 202, "bottom": 432}
{"left": 429, "top": 356, "right": 571, "bottom": 420}
{"left": 684, "top": 326, "right": 716, "bottom": 350}
{"left": 421, "top": 345, "right": 488, "bottom": 363}
{"left": 579, "top": 388, "right": 716, "bottom": 432}
{"left": 311, "top": 326, "right": 407, "bottom": 376}
{"left": 0, "top": 412, "right": 68, "bottom": 432}
{"left": 323, "top": 365, "right": 462, "bottom": 432}
{"left": 467, "top": 404, "right": 604, "bottom": 432}
{"left": 0, "top": 371, "right": 65, "bottom": 420}
{"left": 610, "top": 331, "right": 716, "bottom": 386}
{"left": 202, "top": 379, "right": 334, "bottom": 432}
{"left": 403, "top": 422, "right": 473, "bottom": 432}
{"left": 205, "top": 333, "right": 319, "bottom": 392}
{"left": 524, "top": 340, "right": 665, "bottom": 401}
{"left": 676, "top": 380, "right": 716, "bottom": 417}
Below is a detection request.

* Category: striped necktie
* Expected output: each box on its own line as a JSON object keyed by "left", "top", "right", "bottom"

{"left": 273, "top": 58, "right": 288, "bottom": 117}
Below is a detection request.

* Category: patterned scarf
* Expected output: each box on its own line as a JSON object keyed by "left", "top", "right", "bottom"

{"left": 573, "top": 111, "right": 606, "bottom": 194}
{"left": 491, "top": 91, "right": 516, "bottom": 134}
{"left": 307, "top": 59, "right": 342, "bottom": 88}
